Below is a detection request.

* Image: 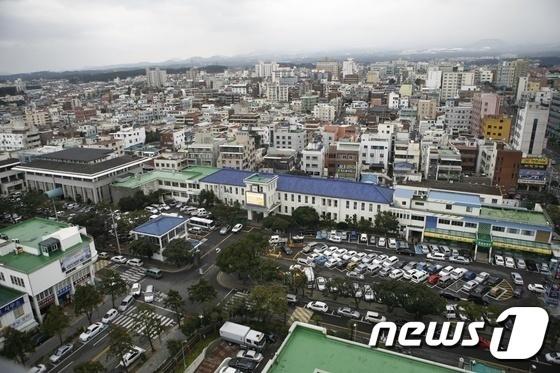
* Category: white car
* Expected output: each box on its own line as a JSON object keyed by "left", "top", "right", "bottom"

{"left": 131, "top": 282, "right": 141, "bottom": 297}
{"left": 450, "top": 267, "right": 467, "bottom": 280}
{"left": 28, "top": 364, "right": 47, "bottom": 373}
{"left": 439, "top": 266, "right": 454, "bottom": 279}
{"left": 545, "top": 352, "right": 560, "bottom": 364}
{"left": 516, "top": 258, "right": 526, "bottom": 270}
{"left": 144, "top": 285, "right": 154, "bottom": 303}
{"left": 316, "top": 277, "right": 327, "bottom": 291}
{"left": 510, "top": 272, "right": 524, "bottom": 286}
{"left": 120, "top": 346, "right": 146, "bottom": 368}
{"left": 49, "top": 343, "right": 73, "bottom": 363}
{"left": 494, "top": 255, "right": 505, "bottom": 266}
{"left": 236, "top": 349, "right": 264, "bottom": 363}
{"left": 359, "top": 233, "right": 368, "bottom": 243}
{"left": 127, "top": 258, "right": 143, "bottom": 267}
{"left": 364, "top": 311, "right": 386, "bottom": 323}
{"left": 231, "top": 223, "right": 243, "bottom": 233}
{"left": 80, "top": 322, "right": 104, "bottom": 342}
{"left": 462, "top": 280, "right": 478, "bottom": 292}
{"left": 528, "top": 283, "right": 545, "bottom": 294}
{"left": 402, "top": 269, "right": 416, "bottom": 280}
{"left": 474, "top": 272, "right": 490, "bottom": 284}
{"left": 504, "top": 256, "right": 515, "bottom": 269}
{"left": 388, "top": 238, "right": 397, "bottom": 249}
{"left": 306, "top": 301, "right": 329, "bottom": 313}
{"left": 111, "top": 255, "right": 127, "bottom": 264}
{"left": 377, "top": 237, "right": 386, "bottom": 247}
{"left": 328, "top": 234, "right": 342, "bottom": 243}
{"left": 382, "top": 256, "right": 398, "bottom": 267}
{"left": 389, "top": 269, "right": 403, "bottom": 280}
{"left": 102, "top": 308, "right": 119, "bottom": 324}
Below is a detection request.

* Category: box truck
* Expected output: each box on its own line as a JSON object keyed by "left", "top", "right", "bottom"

{"left": 219, "top": 322, "right": 266, "bottom": 349}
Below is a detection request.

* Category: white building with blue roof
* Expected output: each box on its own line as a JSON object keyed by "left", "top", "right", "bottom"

{"left": 131, "top": 215, "right": 189, "bottom": 261}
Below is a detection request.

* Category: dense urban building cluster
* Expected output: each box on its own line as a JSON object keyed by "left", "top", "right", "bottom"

{"left": 1, "top": 56, "right": 560, "bottom": 372}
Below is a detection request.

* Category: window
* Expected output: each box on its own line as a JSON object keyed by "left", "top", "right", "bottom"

{"left": 312, "top": 197, "right": 315, "bottom": 204}
{"left": 322, "top": 198, "right": 325, "bottom": 206}
{"left": 10, "top": 275, "right": 25, "bottom": 288}
{"left": 438, "top": 219, "right": 451, "bottom": 225}
{"left": 411, "top": 215, "right": 425, "bottom": 221}
{"left": 334, "top": 200, "right": 338, "bottom": 207}
{"left": 415, "top": 201, "right": 424, "bottom": 206}
{"left": 521, "top": 230, "right": 533, "bottom": 236}
{"left": 353, "top": 202, "right": 357, "bottom": 209}
{"left": 491, "top": 199, "right": 498, "bottom": 204}
{"left": 291, "top": 194, "right": 294, "bottom": 202}
{"left": 451, "top": 221, "right": 463, "bottom": 227}
{"left": 466, "top": 206, "right": 473, "bottom": 212}
{"left": 0, "top": 272, "right": 4, "bottom": 282}
{"left": 492, "top": 226, "right": 505, "bottom": 232}
{"left": 507, "top": 228, "right": 519, "bottom": 234}
{"left": 445, "top": 204, "right": 452, "bottom": 210}
{"left": 361, "top": 203, "right": 365, "bottom": 211}
{"left": 465, "top": 222, "right": 477, "bottom": 229}
{"left": 346, "top": 201, "right": 350, "bottom": 209}
{"left": 13, "top": 305, "right": 24, "bottom": 318}
{"left": 305, "top": 196, "right": 308, "bottom": 203}
{"left": 284, "top": 193, "right": 288, "bottom": 201}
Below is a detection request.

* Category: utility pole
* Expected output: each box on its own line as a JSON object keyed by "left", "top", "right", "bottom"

{"left": 110, "top": 208, "right": 121, "bottom": 254}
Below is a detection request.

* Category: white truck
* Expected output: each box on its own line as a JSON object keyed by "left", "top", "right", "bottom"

{"left": 304, "top": 266, "right": 315, "bottom": 288}
{"left": 219, "top": 322, "right": 266, "bottom": 350}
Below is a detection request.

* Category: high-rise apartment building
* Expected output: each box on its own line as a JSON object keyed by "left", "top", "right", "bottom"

{"left": 470, "top": 93, "right": 501, "bottom": 137}
{"left": 146, "top": 67, "right": 167, "bottom": 88}
{"left": 512, "top": 102, "right": 550, "bottom": 156}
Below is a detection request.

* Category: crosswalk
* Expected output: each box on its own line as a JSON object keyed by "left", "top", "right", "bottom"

{"left": 120, "top": 267, "right": 145, "bottom": 284}
{"left": 288, "top": 306, "right": 313, "bottom": 325}
{"left": 112, "top": 306, "right": 176, "bottom": 338}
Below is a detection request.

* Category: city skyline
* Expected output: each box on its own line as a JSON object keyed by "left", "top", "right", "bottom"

{"left": 1, "top": 0, "right": 559, "bottom": 74}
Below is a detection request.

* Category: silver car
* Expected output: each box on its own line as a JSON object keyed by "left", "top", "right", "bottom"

{"left": 336, "top": 307, "right": 361, "bottom": 319}
{"left": 49, "top": 343, "right": 73, "bottom": 364}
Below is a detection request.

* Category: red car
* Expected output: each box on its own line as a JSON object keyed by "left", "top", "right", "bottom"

{"left": 427, "top": 274, "right": 440, "bottom": 285}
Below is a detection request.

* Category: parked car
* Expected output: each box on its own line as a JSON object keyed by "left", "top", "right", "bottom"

{"left": 369, "top": 235, "right": 377, "bottom": 244}
{"left": 31, "top": 332, "right": 49, "bottom": 347}
{"left": 111, "top": 255, "right": 127, "bottom": 264}
{"left": 474, "top": 272, "right": 490, "bottom": 284}
{"left": 231, "top": 223, "right": 243, "bottom": 233}
{"left": 449, "top": 255, "right": 471, "bottom": 264}
{"left": 220, "top": 225, "right": 231, "bottom": 235}
{"left": 427, "top": 274, "right": 440, "bottom": 285}
{"left": 316, "top": 277, "right": 327, "bottom": 291}
{"left": 516, "top": 258, "right": 527, "bottom": 270}
{"left": 389, "top": 269, "right": 403, "bottom": 280}
{"left": 545, "top": 352, "right": 560, "bottom": 365}
{"left": 286, "top": 294, "right": 297, "bottom": 305}
{"left": 377, "top": 237, "right": 386, "bottom": 247}
{"left": 505, "top": 256, "right": 516, "bottom": 269}
{"left": 388, "top": 238, "right": 397, "bottom": 249}
{"left": 378, "top": 266, "right": 392, "bottom": 277}
{"left": 462, "top": 280, "right": 479, "bottom": 292}
{"left": 364, "top": 311, "right": 386, "bottom": 323}
{"left": 462, "top": 271, "right": 477, "bottom": 281}
{"left": 328, "top": 234, "right": 342, "bottom": 243}
{"left": 79, "top": 322, "right": 105, "bottom": 342}
{"left": 382, "top": 256, "right": 398, "bottom": 267}
{"left": 528, "top": 283, "right": 545, "bottom": 294}
{"left": 28, "top": 364, "right": 47, "bottom": 373}
{"left": 127, "top": 258, "right": 143, "bottom": 267}
{"left": 120, "top": 346, "right": 146, "bottom": 368}
{"left": 236, "top": 349, "right": 264, "bottom": 363}
{"left": 346, "top": 271, "right": 365, "bottom": 280}
{"left": 118, "top": 295, "right": 135, "bottom": 311}
{"left": 525, "top": 259, "right": 539, "bottom": 272}
{"left": 102, "top": 308, "right": 119, "bottom": 324}
{"left": 49, "top": 343, "right": 74, "bottom": 363}
{"left": 360, "top": 233, "right": 368, "bottom": 243}
{"left": 411, "top": 270, "right": 428, "bottom": 283}
{"left": 336, "top": 307, "right": 361, "bottom": 319}
{"left": 306, "top": 301, "right": 329, "bottom": 313}
{"left": 450, "top": 267, "right": 468, "bottom": 280}
{"left": 487, "top": 275, "right": 503, "bottom": 286}
{"left": 510, "top": 272, "right": 524, "bottom": 286}
{"left": 494, "top": 255, "right": 505, "bottom": 266}
{"left": 98, "top": 252, "right": 109, "bottom": 259}
{"left": 228, "top": 357, "right": 258, "bottom": 372}
{"left": 440, "top": 291, "right": 461, "bottom": 301}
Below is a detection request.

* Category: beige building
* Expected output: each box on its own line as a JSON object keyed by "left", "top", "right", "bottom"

{"left": 416, "top": 99, "right": 437, "bottom": 120}
{"left": 217, "top": 131, "right": 257, "bottom": 170}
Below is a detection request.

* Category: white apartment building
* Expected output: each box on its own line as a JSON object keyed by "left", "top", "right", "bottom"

{"left": 313, "top": 103, "right": 336, "bottom": 122}
{"left": 25, "top": 110, "right": 52, "bottom": 127}
{"left": 255, "top": 61, "right": 279, "bottom": 78}
{"left": 302, "top": 143, "right": 326, "bottom": 177}
{"left": 0, "top": 218, "right": 98, "bottom": 323}
{"left": 265, "top": 82, "right": 290, "bottom": 102}
{"left": 388, "top": 92, "right": 400, "bottom": 109}
{"left": 442, "top": 102, "right": 472, "bottom": 137}
{"left": 479, "top": 68, "right": 494, "bottom": 83}
{"left": 270, "top": 125, "right": 307, "bottom": 153}
{"left": 511, "top": 102, "right": 550, "bottom": 156}
{"left": 342, "top": 58, "right": 358, "bottom": 77}
{"left": 359, "top": 133, "right": 391, "bottom": 170}
{"left": 0, "top": 157, "right": 24, "bottom": 196}
{"left": 146, "top": 68, "right": 167, "bottom": 88}
{"left": 111, "top": 126, "right": 146, "bottom": 148}
{"left": 426, "top": 69, "right": 442, "bottom": 89}
{"left": 0, "top": 127, "right": 41, "bottom": 152}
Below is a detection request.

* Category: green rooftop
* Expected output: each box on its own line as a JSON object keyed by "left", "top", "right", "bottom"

{"left": 0, "top": 285, "right": 25, "bottom": 306}
{"left": 112, "top": 166, "right": 219, "bottom": 189}
{"left": 245, "top": 174, "right": 277, "bottom": 184}
{"left": 0, "top": 218, "right": 91, "bottom": 273}
{"left": 263, "top": 324, "right": 464, "bottom": 373}
{"left": 480, "top": 207, "right": 550, "bottom": 227}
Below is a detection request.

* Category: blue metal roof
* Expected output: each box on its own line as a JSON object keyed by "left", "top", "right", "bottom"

{"left": 428, "top": 190, "right": 481, "bottom": 207}
{"left": 200, "top": 169, "right": 394, "bottom": 204}
{"left": 132, "top": 215, "right": 187, "bottom": 237}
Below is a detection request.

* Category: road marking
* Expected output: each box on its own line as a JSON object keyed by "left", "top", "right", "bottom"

{"left": 93, "top": 333, "right": 109, "bottom": 346}
{"left": 58, "top": 360, "right": 74, "bottom": 372}
{"left": 202, "top": 264, "right": 215, "bottom": 275}
{"left": 91, "top": 346, "right": 111, "bottom": 362}
{"left": 136, "top": 299, "right": 178, "bottom": 314}
{"left": 202, "top": 234, "right": 232, "bottom": 258}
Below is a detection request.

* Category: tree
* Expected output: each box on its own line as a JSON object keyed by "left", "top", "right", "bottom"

{"left": 164, "top": 290, "right": 185, "bottom": 324}
{"left": 216, "top": 233, "right": 267, "bottom": 278}
{"left": 1, "top": 327, "right": 34, "bottom": 364}
{"left": 198, "top": 189, "right": 216, "bottom": 208}
{"left": 132, "top": 304, "right": 165, "bottom": 352}
{"left": 374, "top": 211, "right": 399, "bottom": 235}
{"left": 129, "top": 237, "right": 157, "bottom": 259}
{"left": 99, "top": 269, "right": 128, "bottom": 308}
{"left": 210, "top": 201, "right": 246, "bottom": 226}
{"left": 74, "top": 284, "right": 102, "bottom": 323}
{"left": 74, "top": 361, "right": 105, "bottom": 373}
{"left": 41, "top": 305, "right": 70, "bottom": 345}
{"left": 284, "top": 268, "right": 306, "bottom": 295}
{"left": 188, "top": 279, "right": 217, "bottom": 306}
{"left": 376, "top": 281, "right": 402, "bottom": 313}
{"left": 249, "top": 285, "right": 288, "bottom": 323}
{"left": 108, "top": 326, "right": 135, "bottom": 373}
{"left": 253, "top": 259, "right": 281, "bottom": 283}
{"left": 292, "top": 206, "right": 320, "bottom": 229}
{"left": 20, "top": 191, "right": 49, "bottom": 217}
{"left": 166, "top": 339, "right": 182, "bottom": 357}
{"left": 262, "top": 215, "right": 292, "bottom": 233}
{"left": 357, "top": 218, "right": 373, "bottom": 234}
{"left": 400, "top": 283, "right": 445, "bottom": 319}
{"left": 162, "top": 239, "right": 193, "bottom": 267}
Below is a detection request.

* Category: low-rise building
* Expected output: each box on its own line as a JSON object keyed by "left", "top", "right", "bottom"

{"left": 131, "top": 215, "right": 189, "bottom": 261}
{"left": 0, "top": 157, "right": 24, "bottom": 196}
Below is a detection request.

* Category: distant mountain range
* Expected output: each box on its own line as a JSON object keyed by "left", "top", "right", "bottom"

{"left": 2, "top": 39, "right": 560, "bottom": 81}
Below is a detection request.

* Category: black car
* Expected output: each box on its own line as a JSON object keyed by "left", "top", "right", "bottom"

{"left": 229, "top": 357, "right": 258, "bottom": 372}
{"left": 438, "top": 278, "right": 453, "bottom": 288}
{"left": 525, "top": 259, "right": 538, "bottom": 272}
{"left": 31, "top": 332, "right": 50, "bottom": 347}
{"left": 440, "top": 291, "right": 461, "bottom": 301}
{"left": 282, "top": 246, "right": 293, "bottom": 255}
{"left": 471, "top": 285, "right": 491, "bottom": 297}
{"left": 265, "top": 332, "right": 278, "bottom": 343}
{"left": 468, "top": 293, "right": 489, "bottom": 306}
{"left": 486, "top": 275, "right": 502, "bottom": 287}
{"left": 397, "top": 248, "right": 416, "bottom": 256}
{"left": 513, "top": 287, "right": 523, "bottom": 298}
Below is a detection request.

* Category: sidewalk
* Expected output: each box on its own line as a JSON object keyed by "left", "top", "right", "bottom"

{"left": 216, "top": 271, "right": 251, "bottom": 291}
{"left": 137, "top": 326, "right": 184, "bottom": 373}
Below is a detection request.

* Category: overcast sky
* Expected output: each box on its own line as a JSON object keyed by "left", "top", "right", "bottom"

{"left": 1, "top": 0, "right": 559, "bottom": 74}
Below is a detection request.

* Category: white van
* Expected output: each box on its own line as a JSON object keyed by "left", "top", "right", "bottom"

{"left": 445, "top": 305, "right": 457, "bottom": 319}
{"left": 411, "top": 270, "right": 428, "bottom": 283}
{"left": 118, "top": 295, "right": 135, "bottom": 312}
{"left": 428, "top": 252, "right": 446, "bottom": 261}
